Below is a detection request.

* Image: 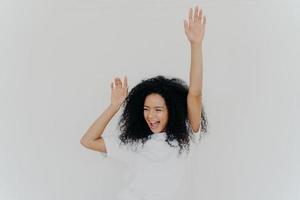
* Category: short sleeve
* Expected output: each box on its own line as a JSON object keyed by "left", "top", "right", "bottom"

{"left": 190, "top": 129, "right": 202, "bottom": 146}
{"left": 100, "top": 134, "right": 134, "bottom": 164}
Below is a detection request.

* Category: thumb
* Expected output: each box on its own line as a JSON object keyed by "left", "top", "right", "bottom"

{"left": 110, "top": 82, "right": 114, "bottom": 90}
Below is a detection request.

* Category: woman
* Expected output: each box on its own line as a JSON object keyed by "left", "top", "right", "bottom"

{"left": 81, "top": 5, "right": 208, "bottom": 200}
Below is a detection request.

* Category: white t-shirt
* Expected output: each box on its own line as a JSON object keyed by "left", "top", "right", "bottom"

{"left": 101, "top": 131, "right": 201, "bottom": 200}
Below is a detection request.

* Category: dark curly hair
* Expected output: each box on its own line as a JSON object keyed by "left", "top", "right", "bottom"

{"left": 118, "top": 75, "right": 208, "bottom": 155}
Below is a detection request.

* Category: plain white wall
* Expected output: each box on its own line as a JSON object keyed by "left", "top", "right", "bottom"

{"left": 1, "top": 0, "right": 299, "bottom": 199}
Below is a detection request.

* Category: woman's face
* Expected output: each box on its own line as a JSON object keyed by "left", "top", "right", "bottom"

{"left": 143, "top": 93, "right": 169, "bottom": 134}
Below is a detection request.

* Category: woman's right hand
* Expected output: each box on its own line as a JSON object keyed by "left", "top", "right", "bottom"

{"left": 110, "top": 76, "right": 128, "bottom": 109}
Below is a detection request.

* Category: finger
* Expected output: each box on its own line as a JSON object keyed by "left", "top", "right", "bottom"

{"left": 184, "top": 19, "right": 189, "bottom": 31}
{"left": 203, "top": 15, "right": 206, "bottom": 25}
{"left": 123, "top": 84, "right": 128, "bottom": 96}
{"left": 125, "top": 87, "right": 128, "bottom": 97}
{"left": 123, "top": 76, "right": 128, "bottom": 88}
{"left": 194, "top": 6, "right": 199, "bottom": 22}
{"left": 199, "top": 8, "right": 203, "bottom": 23}
{"left": 188, "top": 8, "right": 193, "bottom": 24}
{"left": 115, "top": 77, "right": 122, "bottom": 87}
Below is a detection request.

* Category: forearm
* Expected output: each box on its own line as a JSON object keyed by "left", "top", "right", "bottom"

{"left": 189, "top": 43, "right": 203, "bottom": 96}
{"left": 80, "top": 104, "right": 120, "bottom": 142}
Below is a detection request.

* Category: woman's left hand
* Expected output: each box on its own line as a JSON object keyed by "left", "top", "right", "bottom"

{"left": 184, "top": 6, "right": 206, "bottom": 45}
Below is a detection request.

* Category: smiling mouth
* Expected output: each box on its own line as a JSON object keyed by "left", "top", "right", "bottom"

{"left": 149, "top": 121, "right": 160, "bottom": 129}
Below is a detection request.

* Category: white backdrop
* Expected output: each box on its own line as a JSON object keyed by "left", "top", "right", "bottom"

{"left": 1, "top": 0, "right": 299, "bottom": 200}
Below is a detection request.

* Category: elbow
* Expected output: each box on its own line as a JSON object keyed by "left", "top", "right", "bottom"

{"left": 80, "top": 137, "right": 89, "bottom": 147}
{"left": 191, "top": 123, "right": 201, "bottom": 133}
{"left": 192, "top": 127, "right": 200, "bottom": 133}
{"left": 188, "top": 88, "right": 202, "bottom": 97}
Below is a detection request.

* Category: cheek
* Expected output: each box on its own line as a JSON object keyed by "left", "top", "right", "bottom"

{"left": 161, "top": 112, "right": 168, "bottom": 123}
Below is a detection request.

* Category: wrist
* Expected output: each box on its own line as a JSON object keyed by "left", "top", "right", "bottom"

{"left": 190, "top": 42, "right": 203, "bottom": 48}
{"left": 109, "top": 103, "right": 121, "bottom": 111}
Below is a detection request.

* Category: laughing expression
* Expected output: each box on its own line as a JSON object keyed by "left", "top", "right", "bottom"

{"left": 143, "top": 93, "right": 169, "bottom": 134}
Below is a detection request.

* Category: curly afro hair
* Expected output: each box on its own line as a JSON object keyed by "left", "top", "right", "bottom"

{"left": 118, "top": 75, "right": 208, "bottom": 155}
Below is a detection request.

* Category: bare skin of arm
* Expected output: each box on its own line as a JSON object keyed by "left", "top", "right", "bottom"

{"left": 80, "top": 77, "right": 128, "bottom": 152}
{"left": 184, "top": 6, "right": 206, "bottom": 133}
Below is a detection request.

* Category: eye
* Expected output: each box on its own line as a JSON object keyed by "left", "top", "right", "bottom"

{"left": 156, "top": 109, "right": 162, "bottom": 112}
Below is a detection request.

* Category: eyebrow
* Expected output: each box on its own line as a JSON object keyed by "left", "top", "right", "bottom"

{"left": 144, "top": 106, "right": 164, "bottom": 109}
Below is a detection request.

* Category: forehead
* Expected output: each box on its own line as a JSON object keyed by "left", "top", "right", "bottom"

{"left": 144, "top": 93, "right": 166, "bottom": 106}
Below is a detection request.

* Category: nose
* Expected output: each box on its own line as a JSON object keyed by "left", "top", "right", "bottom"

{"left": 147, "top": 110, "right": 156, "bottom": 119}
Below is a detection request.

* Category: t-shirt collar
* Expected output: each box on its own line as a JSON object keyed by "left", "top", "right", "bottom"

{"left": 150, "top": 132, "right": 167, "bottom": 140}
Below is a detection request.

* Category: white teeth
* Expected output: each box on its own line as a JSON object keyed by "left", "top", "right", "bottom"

{"left": 150, "top": 121, "right": 160, "bottom": 128}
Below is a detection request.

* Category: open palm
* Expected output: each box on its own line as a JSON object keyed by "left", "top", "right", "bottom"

{"left": 184, "top": 6, "right": 206, "bottom": 45}
{"left": 110, "top": 76, "right": 128, "bottom": 108}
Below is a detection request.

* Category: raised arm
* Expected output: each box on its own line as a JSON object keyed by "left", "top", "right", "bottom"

{"left": 184, "top": 6, "right": 206, "bottom": 132}
{"left": 80, "top": 76, "right": 128, "bottom": 152}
